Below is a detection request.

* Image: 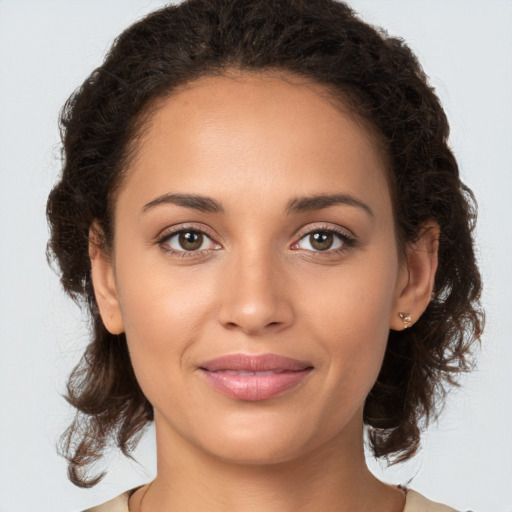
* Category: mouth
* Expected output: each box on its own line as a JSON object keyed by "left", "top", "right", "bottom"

{"left": 198, "top": 353, "right": 314, "bottom": 401}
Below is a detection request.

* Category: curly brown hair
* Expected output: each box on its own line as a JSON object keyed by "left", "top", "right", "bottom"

{"left": 47, "top": 0, "right": 483, "bottom": 488}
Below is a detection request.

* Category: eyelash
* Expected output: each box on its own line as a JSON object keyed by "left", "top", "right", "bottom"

{"left": 156, "top": 224, "right": 220, "bottom": 258}
{"left": 155, "top": 224, "right": 356, "bottom": 258}
{"left": 292, "top": 225, "right": 356, "bottom": 257}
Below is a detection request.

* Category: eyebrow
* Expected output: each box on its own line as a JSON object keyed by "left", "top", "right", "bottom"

{"left": 286, "top": 193, "right": 374, "bottom": 217}
{"left": 142, "top": 193, "right": 224, "bottom": 214}
{"left": 142, "top": 192, "right": 373, "bottom": 217}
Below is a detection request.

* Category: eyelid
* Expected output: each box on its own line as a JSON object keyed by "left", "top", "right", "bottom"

{"left": 154, "top": 222, "right": 356, "bottom": 256}
{"left": 294, "top": 222, "right": 354, "bottom": 241}
{"left": 291, "top": 223, "right": 356, "bottom": 252}
{"left": 155, "top": 223, "right": 222, "bottom": 253}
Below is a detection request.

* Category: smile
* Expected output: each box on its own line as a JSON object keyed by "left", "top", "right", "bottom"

{"left": 198, "top": 353, "right": 314, "bottom": 401}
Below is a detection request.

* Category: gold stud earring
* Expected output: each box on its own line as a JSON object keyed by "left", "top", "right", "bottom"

{"left": 398, "top": 312, "right": 412, "bottom": 329}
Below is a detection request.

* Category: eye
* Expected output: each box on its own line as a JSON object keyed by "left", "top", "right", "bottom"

{"left": 160, "top": 229, "right": 220, "bottom": 253}
{"left": 294, "top": 228, "right": 354, "bottom": 252}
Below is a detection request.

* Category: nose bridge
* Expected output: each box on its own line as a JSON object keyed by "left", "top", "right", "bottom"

{"left": 217, "top": 241, "right": 293, "bottom": 335}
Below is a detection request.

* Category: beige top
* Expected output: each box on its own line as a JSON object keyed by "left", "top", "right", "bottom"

{"left": 83, "top": 488, "right": 459, "bottom": 512}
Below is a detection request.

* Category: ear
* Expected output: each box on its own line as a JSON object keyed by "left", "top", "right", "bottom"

{"left": 390, "top": 222, "right": 439, "bottom": 331}
{"left": 89, "top": 222, "right": 124, "bottom": 335}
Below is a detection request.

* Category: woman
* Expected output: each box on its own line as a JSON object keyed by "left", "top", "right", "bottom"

{"left": 46, "top": 0, "right": 483, "bottom": 510}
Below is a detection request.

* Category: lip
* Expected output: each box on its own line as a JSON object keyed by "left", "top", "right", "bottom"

{"left": 198, "top": 353, "right": 314, "bottom": 401}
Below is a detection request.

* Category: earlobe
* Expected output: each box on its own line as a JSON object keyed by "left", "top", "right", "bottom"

{"left": 390, "top": 222, "right": 439, "bottom": 331}
{"left": 89, "top": 222, "right": 124, "bottom": 335}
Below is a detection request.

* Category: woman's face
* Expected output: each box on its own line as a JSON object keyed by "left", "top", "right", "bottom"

{"left": 96, "top": 72, "right": 410, "bottom": 465}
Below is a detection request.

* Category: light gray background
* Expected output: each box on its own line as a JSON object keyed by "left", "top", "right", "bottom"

{"left": 1, "top": 1, "right": 511, "bottom": 511}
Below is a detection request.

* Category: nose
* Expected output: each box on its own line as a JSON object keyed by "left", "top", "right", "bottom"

{"left": 217, "top": 249, "right": 295, "bottom": 336}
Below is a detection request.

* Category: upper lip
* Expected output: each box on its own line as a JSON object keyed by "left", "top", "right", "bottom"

{"left": 199, "top": 353, "right": 313, "bottom": 372}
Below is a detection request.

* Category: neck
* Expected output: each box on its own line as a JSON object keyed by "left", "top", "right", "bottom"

{"left": 133, "top": 411, "right": 405, "bottom": 512}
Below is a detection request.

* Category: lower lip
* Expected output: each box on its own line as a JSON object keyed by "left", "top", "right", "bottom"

{"left": 200, "top": 369, "right": 313, "bottom": 401}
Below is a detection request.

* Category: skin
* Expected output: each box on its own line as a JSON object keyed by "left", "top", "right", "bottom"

{"left": 90, "top": 71, "right": 438, "bottom": 512}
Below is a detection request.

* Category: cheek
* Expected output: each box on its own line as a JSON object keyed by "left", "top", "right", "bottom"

{"left": 112, "top": 224, "right": 400, "bottom": 424}
{"left": 113, "top": 252, "right": 219, "bottom": 400}
{"left": 299, "top": 256, "right": 399, "bottom": 391}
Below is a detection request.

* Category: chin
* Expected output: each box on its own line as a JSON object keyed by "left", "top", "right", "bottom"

{"left": 183, "top": 406, "right": 352, "bottom": 468}
{"left": 204, "top": 434, "right": 311, "bottom": 467}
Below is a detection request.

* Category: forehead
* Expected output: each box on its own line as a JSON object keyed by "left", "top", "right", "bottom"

{"left": 120, "top": 72, "right": 391, "bottom": 216}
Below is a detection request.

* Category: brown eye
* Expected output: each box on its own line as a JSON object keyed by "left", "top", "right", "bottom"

{"left": 295, "top": 229, "right": 349, "bottom": 253}
{"left": 309, "top": 232, "right": 334, "bottom": 251}
{"left": 162, "top": 229, "right": 219, "bottom": 253}
{"left": 178, "top": 231, "right": 204, "bottom": 251}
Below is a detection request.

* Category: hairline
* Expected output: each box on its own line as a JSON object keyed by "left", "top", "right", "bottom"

{"left": 105, "top": 66, "right": 404, "bottom": 258}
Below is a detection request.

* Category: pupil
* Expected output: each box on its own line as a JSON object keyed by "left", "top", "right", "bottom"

{"left": 179, "top": 231, "right": 203, "bottom": 250}
{"left": 311, "top": 232, "right": 333, "bottom": 251}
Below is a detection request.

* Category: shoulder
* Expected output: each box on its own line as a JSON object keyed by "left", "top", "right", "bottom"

{"left": 81, "top": 488, "right": 136, "bottom": 512}
{"left": 404, "top": 489, "right": 466, "bottom": 512}
{"left": 80, "top": 486, "right": 470, "bottom": 512}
